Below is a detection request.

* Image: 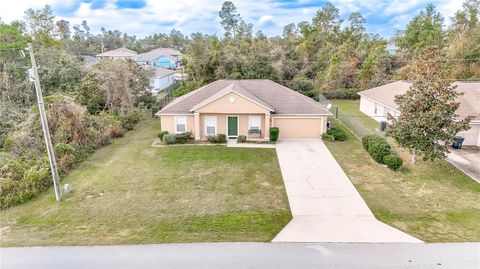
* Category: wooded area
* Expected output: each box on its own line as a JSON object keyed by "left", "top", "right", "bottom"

{"left": 0, "top": 0, "right": 479, "bottom": 208}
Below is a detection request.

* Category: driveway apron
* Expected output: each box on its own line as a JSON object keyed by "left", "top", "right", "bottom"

{"left": 273, "top": 139, "right": 422, "bottom": 243}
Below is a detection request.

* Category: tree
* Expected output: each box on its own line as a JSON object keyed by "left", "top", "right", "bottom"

{"left": 24, "top": 5, "right": 58, "bottom": 47}
{"left": 394, "top": 4, "right": 445, "bottom": 54}
{"left": 388, "top": 47, "right": 473, "bottom": 164}
{"left": 219, "top": 1, "right": 240, "bottom": 38}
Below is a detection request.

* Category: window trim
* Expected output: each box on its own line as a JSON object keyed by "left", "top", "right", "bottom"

{"left": 174, "top": 116, "right": 187, "bottom": 134}
{"left": 204, "top": 115, "right": 217, "bottom": 136}
{"left": 248, "top": 115, "right": 261, "bottom": 130}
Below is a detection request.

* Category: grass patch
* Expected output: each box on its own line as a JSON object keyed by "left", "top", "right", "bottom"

{"left": 325, "top": 99, "right": 480, "bottom": 242}
{"left": 0, "top": 116, "right": 291, "bottom": 247}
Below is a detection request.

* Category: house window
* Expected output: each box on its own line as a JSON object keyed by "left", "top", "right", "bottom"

{"left": 175, "top": 116, "right": 187, "bottom": 133}
{"left": 204, "top": 116, "right": 216, "bottom": 136}
{"left": 248, "top": 116, "right": 261, "bottom": 130}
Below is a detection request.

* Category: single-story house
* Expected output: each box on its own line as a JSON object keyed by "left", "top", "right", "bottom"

{"left": 144, "top": 66, "right": 176, "bottom": 95}
{"left": 156, "top": 79, "right": 331, "bottom": 140}
{"left": 96, "top": 47, "right": 137, "bottom": 60}
{"left": 134, "top": 48, "right": 181, "bottom": 69}
{"left": 358, "top": 81, "right": 480, "bottom": 146}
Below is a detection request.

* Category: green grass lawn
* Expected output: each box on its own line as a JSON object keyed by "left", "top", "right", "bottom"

{"left": 326, "top": 99, "right": 480, "bottom": 242}
{"left": 0, "top": 115, "right": 291, "bottom": 247}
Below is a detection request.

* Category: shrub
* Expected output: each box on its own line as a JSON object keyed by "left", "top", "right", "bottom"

{"left": 207, "top": 135, "right": 218, "bottom": 143}
{"left": 326, "top": 127, "right": 347, "bottom": 141}
{"left": 217, "top": 134, "right": 227, "bottom": 143}
{"left": 383, "top": 154, "right": 403, "bottom": 170}
{"left": 237, "top": 135, "right": 247, "bottom": 143}
{"left": 321, "top": 133, "right": 335, "bottom": 142}
{"left": 269, "top": 127, "right": 279, "bottom": 142}
{"left": 157, "top": 131, "right": 169, "bottom": 141}
{"left": 162, "top": 134, "right": 177, "bottom": 144}
{"left": 120, "top": 108, "right": 142, "bottom": 130}
{"left": 362, "top": 134, "right": 383, "bottom": 151}
{"left": 207, "top": 134, "right": 227, "bottom": 143}
{"left": 368, "top": 139, "right": 391, "bottom": 163}
{"left": 175, "top": 132, "right": 193, "bottom": 144}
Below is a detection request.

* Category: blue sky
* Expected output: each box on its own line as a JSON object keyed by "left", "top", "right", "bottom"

{"left": 0, "top": 0, "right": 463, "bottom": 38}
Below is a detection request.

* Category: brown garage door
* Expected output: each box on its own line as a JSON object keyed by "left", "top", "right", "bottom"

{"left": 272, "top": 117, "right": 325, "bottom": 138}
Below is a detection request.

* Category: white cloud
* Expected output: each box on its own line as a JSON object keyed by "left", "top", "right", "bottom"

{"left": 0, "top": 0, "right": 467, "bottom": 38}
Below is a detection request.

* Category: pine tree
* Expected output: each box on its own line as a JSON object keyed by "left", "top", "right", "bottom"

{"left": 388, "top": 47, "right": 473, "bottom": 164}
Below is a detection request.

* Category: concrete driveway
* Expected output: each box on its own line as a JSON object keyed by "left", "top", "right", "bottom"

{"left": 273, "top": 139, "right": 421, "bottom": 243}
{"left": 447, "top": 146, "right": 480, "bottom": 183}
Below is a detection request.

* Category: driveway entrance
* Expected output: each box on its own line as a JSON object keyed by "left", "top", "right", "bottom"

{"left": 273, "top": 139, "right": 422, "bottom": 243}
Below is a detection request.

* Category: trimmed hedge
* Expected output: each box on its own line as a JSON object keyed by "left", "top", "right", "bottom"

{"left": 269, "top": 127, "right": 279, "bottom": 142}
{"left": 162, "top": 132, "right": 193, "bottom": 144}
{"left": 237, "top": 135, "right": 247, "bottom": 143}
{"left": 321, "top": 133, "right": 335, "bottom": 142}
{"left": 362, "top": 134, "right": 393, "bottom": 164}
{"left": 207, "top": 134, "right": 227, "bottom": 143}
{"left": 368, "top": 139, "right": 391, "bottom": 163}
{"left": 157, "top": 131, "right": 169, "bottom": 140}
{"left": 326, "top": 127, "right": 347, "bottom": 141}
{"left": 383, "top": 154, "right": 403, "bottom": 170}
{"left": 362, "top": 134, "right": 384, "bottom": 151}
{"left": 175, "top": 132, "right": 193, "bottom": 144}
{"left": 162, "top": 134, "right": 177, "bottom": 144}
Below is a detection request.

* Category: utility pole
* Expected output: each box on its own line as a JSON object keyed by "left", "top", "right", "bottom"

{"left": 27, "top": 43, "right": 62, "bottom": 201}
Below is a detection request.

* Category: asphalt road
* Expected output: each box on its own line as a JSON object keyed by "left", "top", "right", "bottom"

{"left": 1, "top": 242, "right": 479, "bottom": 269}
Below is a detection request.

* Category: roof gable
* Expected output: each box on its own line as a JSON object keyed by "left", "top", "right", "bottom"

{"left": 190, "top": 82, "right": 274, "bottom": 112}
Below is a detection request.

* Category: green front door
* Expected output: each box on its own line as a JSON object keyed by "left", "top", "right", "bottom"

{"left": 227, "top": 116, "right": 238, "bottom": 137}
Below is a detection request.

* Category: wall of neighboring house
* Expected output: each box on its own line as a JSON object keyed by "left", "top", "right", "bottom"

{"left": 359, "top": 96, "right": 400, "bottom": 122}
{"left": 457, "top": 124, "right": 480, "bottom": 146}
{"left": 152, "top": 55, "right": 176, "bottom": 68}
{"left": 152, "top": 74, "right": 175, "bottom": 94}
{"left": 360, "top": 96, "right": 480, "bottom": 146}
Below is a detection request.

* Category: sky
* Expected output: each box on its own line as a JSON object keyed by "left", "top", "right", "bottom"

{"left": 0, "top": 0, "right": 464, "bottom": 39}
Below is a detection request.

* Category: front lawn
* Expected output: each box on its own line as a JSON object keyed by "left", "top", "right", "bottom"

{"left": 326, "top": 99, "right": 480, "bottom": 242}
{"left": 0, "top": 116, "right": 291, "bottom": 247}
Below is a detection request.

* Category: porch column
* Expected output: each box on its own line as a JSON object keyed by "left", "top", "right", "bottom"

{"left": 194, "top": 112, "right": 201, "bottom": 141}
{"left": 264, "top": 113, "right": 270, "bottom": 140}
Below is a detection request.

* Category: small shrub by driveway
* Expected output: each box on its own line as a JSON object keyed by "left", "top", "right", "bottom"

{"left": 0, "top": 117, "right": 291, "bottom": 247}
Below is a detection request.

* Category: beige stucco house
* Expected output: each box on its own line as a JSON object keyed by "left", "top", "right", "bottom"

{"left": 358, "top": 81, "right": 480, "bottom": 146}
{"left": 156, "top": 79, "right": 331, "bottom": 140}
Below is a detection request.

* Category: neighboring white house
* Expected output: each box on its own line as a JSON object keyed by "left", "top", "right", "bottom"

{"left": 358, "top": 81, "right": 480, "bottom": 146}
{"left": 144, "top": 66, "right": 176, "bottom": 95}
{"left": 96, "top": 48, "right": 137, "bottom": 60}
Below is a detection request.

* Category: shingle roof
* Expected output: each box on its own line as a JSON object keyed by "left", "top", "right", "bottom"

{"left": 96, "top": 48, "right": 137, "bottom": 57}
{"left": 134, "top": 48, "right": 181, "bottom": 62}
{"left": 143, "top": 66, "right": 175, "bottom": 78}
{"left": 157, "top": 79, "right": 331, "bottom": 115}
{"left": 358, "top": 81, "right": 480, "bottom": 120}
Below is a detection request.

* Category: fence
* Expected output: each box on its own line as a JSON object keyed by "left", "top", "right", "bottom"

{"left": 318, "top": 93, "right": 384, "bottom": 139}
{"left": 151, "top": 81, "right": 181, "bottom": 118}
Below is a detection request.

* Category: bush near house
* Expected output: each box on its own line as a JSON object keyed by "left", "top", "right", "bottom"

{"left": 326, "top": 127, "right": 347, "bottom": 141}
{"left": 237, "top": 135, "right": 247, "bottom": 143}
{"left": 269, "top": 127, "right": 279, "bottom": 142}
{"left": 162, "top": 134, "right": 177, "bottom": 144}
{"left": 207, "top": 134, "right": 227, "bottom": 143}
{"left": 157, "top": 131, "right": 169, "bottom": 140}
{"left": 383, "top": 154, "right": 403, "bottom": 170}
{"left": 162, "top": 132, "right": 193, "bottom": 144}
